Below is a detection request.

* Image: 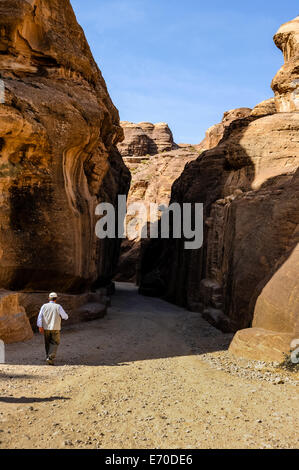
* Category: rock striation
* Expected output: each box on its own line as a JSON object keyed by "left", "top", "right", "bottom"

{"left": 139, "top": 17, "right": 299, "bottom": 361}
{"left": 117, "top": 121, "right": 177, "bottom": 159}
{"left": 0, "top": 0, "right": 130, "bottom": 342}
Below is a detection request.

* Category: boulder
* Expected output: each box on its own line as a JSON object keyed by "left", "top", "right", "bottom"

{"left": 229, "top": 328, "right": 293, "bottom": 362}
{"left": 74, "top": 302, "right": 107, "bottom": 322}
{"left": 251, "top": 98, "right": 277, "bottom": 116}
{"left": 0, "top": 291, "right": 33, "bottom": 343}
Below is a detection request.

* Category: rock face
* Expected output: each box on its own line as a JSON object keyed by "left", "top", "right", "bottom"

{"left": 0, "top": 0, "right": 130, "bottom": 293}
{"left": 139, "top": 17, "right": 299, "bottom": 361}
{"left": 115, "top": 144, "right": 200, "bottom": 282}
{"left": 229, "top": 230, "right": 299, "bottom": 361}
{"left": 0, "top": 0, "right": 130, "bottom": 341}
{"left": 115, "top": 110, "right": 251, "bottom": 284}
{"left": 117, "top": 121, "right": 177, "bottom": 159}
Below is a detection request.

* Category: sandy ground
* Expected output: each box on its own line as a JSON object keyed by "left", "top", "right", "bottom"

{"left": 0, "top": 283, "right": 298, "bottom": 449}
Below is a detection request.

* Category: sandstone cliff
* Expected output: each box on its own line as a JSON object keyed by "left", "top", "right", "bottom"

{"left": 0, "top": 0, "right": 130, "bottom": 342}
{"left": 117, "top": 121, "right": 177, "bottom": 159}
{"left": 139, "top": 17, "right": 299, "bottom": 361}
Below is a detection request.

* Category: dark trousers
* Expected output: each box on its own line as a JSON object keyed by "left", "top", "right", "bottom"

{"left": 44, "top": 330, "right": 60, "bottom": 361}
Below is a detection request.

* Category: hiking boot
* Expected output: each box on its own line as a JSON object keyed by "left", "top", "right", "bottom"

{"left": 46, "top": 358, "right": 54, "bottom": 366}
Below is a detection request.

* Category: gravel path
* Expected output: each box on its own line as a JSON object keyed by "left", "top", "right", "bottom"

{"left": 0, "top": 283, "right": 298, "bottom": 449}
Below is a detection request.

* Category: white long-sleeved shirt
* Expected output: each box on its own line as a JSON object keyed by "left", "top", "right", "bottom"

{"left": 37, "top": 301, "right": 68, "bottom": 331}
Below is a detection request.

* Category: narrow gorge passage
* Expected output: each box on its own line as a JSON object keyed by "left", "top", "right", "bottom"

{"left": 0, "top": 284, "right": 298, "bottom": 449}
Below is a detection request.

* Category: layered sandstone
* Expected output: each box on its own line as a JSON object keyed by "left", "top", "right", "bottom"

{"left": 117, "top": 121, "right": 177, "bottom": 159}
{"left": 139, "top": 17, "right": 299, "bottom": 361}
{"left": 0, "top": 0, "right": 130, "bottom": 341}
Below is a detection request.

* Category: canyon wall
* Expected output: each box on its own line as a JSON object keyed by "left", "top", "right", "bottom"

{"left": 0, "top": 0, "right": 130, "bottom": 342}
{"left": 139, "top": 17, "right": 299, "bottom": 361}
{"left": 115, "top": 111, "right": 253, "bottom": 283}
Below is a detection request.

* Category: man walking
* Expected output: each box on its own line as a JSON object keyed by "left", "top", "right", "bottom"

{"left": 37, "top": 292, "right": 69, "bottom": 365}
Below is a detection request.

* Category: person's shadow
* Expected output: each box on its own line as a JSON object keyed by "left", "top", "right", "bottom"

{"left": 0, "top": 396, "right": 69, "bottom": 403}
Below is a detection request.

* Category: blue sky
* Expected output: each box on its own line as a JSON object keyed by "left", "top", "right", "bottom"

{"left": 71, "top": 0, "right": 298, "bottom": 143}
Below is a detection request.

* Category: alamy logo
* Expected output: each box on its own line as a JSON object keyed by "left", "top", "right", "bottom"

{"left": 95, "top": 195, "right": 204, "bottom": 250}
{"left": 0, "top": 79, "right": 5, "bottom": 104}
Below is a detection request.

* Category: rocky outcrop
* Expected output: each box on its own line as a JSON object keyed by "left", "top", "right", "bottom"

{"left": 139, "top": 17, "right": 299, "bottom": 361}
{"left": 0, "top": 0, "right": 130, "bottom": 341}
{"left": 117, "top": 121, "right": 177, "bottom": 159}
{"left": 272, "top": 16, "right": 299, "bottom": 112}
{"left": 250, "top": 98, "right": 276, "bottom": 116}
{"left": 198, "top": 108, "right": 252, "bottom": 151}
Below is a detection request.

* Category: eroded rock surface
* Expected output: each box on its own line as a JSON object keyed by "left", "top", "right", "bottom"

{"left": 0, "top": 0, "right": 130, "bottom": 292}
{"left": 0, "top": 0, "right": 130, "bottom": 341}
{"left": 117, "top": 121, "right": 177, "bottom": 159}
{"left": 272, "top": 16, "right": 299, "bottom": 112}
